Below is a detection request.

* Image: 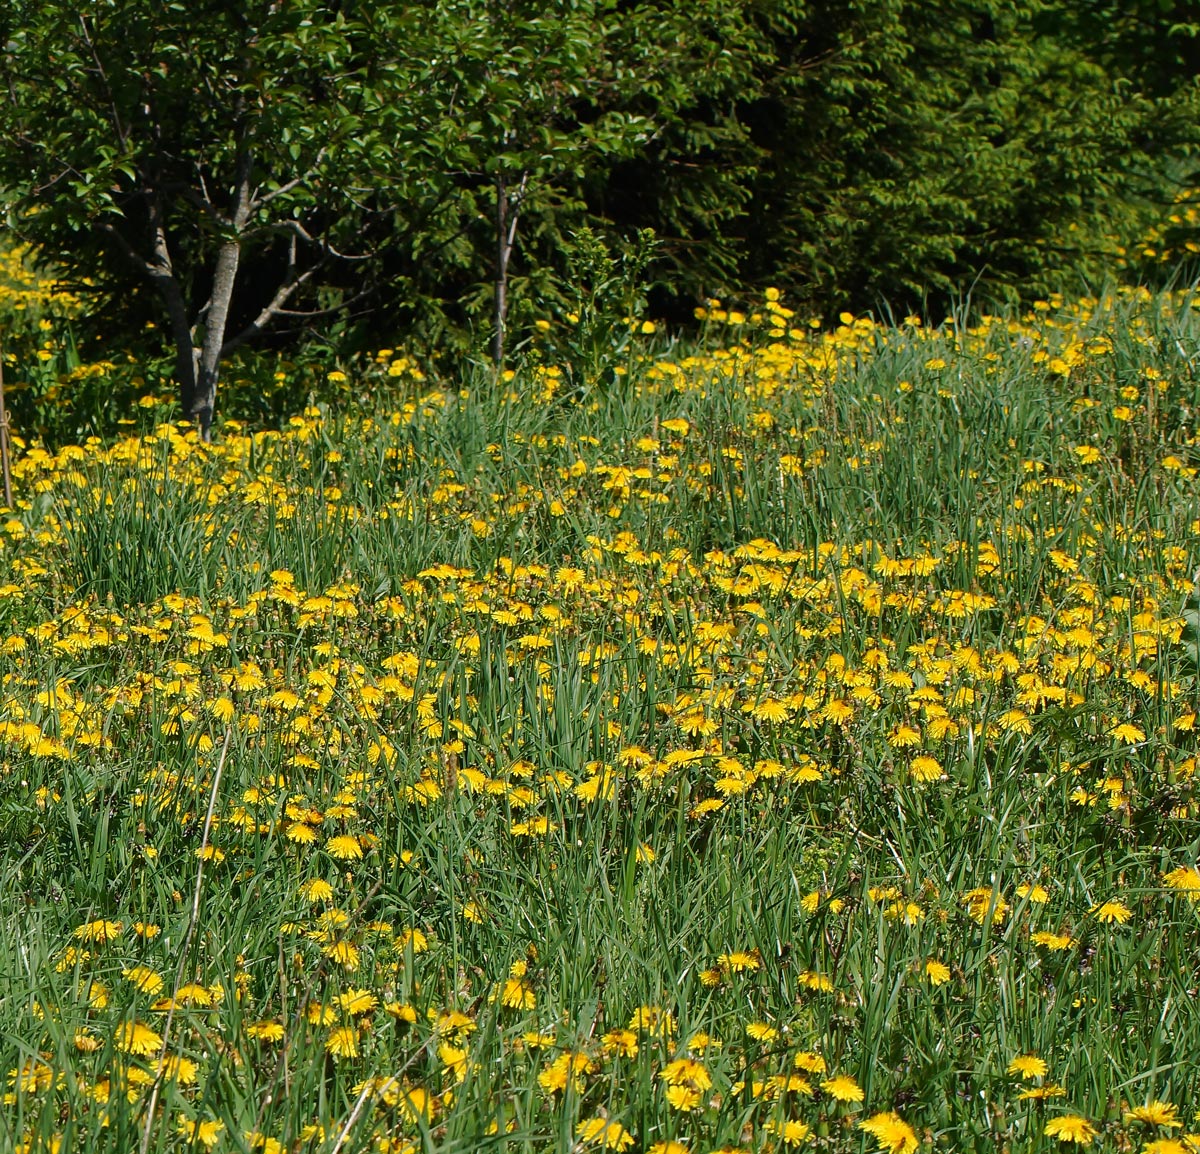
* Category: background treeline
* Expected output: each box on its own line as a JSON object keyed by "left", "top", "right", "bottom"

{"left": 1, "top": 0, "right": 1200, "bottom": 432}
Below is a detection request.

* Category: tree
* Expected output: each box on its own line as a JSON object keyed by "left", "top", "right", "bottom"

{"left": 419, "top": 2, "right": 653, "bottom": 368}
{"left": 593, "top": 0, "right": 1200, "bottom": 313}
{"left": 0, "top": 0, "right": 783, "bottom": 407}
{"left": 0, "top": 1, "right": 462, "bottom": 438}
{"left": 5, "top": 0, "right": 1197, "bottom": 422}
{"left": 737, "top": 0, "right": 1200, "bottom": 309}
{"left": 411, "top": 0, "right": 790, "bottom": 367}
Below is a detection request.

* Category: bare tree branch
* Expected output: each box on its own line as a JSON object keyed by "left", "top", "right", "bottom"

{"left": 182, "top": 178, "right": 229, "bottom": 228}
{"left": 97, "top": 220, "right": 157, "bottom": 277}
{"left": 245, "top": 218, "right": 374, "bottom": 262}
{"left": 270, "top": 284, "right": 375, "bottom": 320}
{"left": 247, "top": 146, "right": 328, "bottom": 213}
{"left": 77, "top": 14, "right": 129, "bottom": 150}
{"left": 219, "top": 254, "right": 329, "bottom": 355}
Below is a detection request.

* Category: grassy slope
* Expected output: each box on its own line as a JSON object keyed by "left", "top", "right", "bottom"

{"left": 1, "top": 288, "right": 1199, "bottom": 1153}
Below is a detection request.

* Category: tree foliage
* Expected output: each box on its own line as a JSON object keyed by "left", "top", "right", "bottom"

{"left": 2, "top": 0, "right": 1199, "bottom": 428}
{"left": 614, "top": 0, "right": 1200, "bottom": 312}
{"left": 1, "top": 1, "right": 447, "bottom": 434}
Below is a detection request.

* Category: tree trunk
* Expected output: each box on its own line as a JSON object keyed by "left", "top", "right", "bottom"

{"left": 188, "top": 151, "right": 252, "bottom": 441}
{"left": 491, "top": 171, "right": 527, "bottom": 371}
{"left": 144, "top": 189, "right": 202, "bottom": 423}
{"left": 191, "top": 237, "right": 241, "bottom": 441}
{"left": 162, "top": 279, "right": 200, "bottom": 421}
{"left": 492, "top": 175, "right": 509, "bottom": 369}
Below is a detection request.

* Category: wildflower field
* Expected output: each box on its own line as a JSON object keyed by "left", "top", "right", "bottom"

{"left": 3, "top": 284, "right": 1200, "bottom": 1154}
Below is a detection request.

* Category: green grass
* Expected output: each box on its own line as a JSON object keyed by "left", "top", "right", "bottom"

{"left": 0, "top": 287, "right": 1198, "bottom": 1153}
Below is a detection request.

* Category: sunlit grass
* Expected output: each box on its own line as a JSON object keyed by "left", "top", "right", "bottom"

{"left": 1, "top": 284, "right": 1199, "bottom": 1153}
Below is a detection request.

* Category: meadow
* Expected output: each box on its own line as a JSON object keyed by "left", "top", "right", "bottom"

{"left": 1, "top": 279, "right": 1199, "bottom": 1154}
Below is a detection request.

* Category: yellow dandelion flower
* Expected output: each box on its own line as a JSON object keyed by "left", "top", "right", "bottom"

{"left": 337, "top": 989, "right": 378, "bottom": 1015}
{"left": 114, "top": 1021, "right": 163, "bottom": 1057}
{"left": 160, "top": 1054, "right": 198, "bottom": 1084}
{"left": 173, "top": 983, "right": 214, "bottom": 1007}
{"left": 628, "top": 1005, "right": 675, "bottom": 1037}
{"left": 1092, "top": 900, "right": 1132, "bottom": 924}
{"left": 718, "top": 950, "right": 761, "bottom": 972}
{"left": 323, "top": 940, "right": 360, "bottom": 970}
{"left": 798, "top": 970, "right": 834, "bottom": 992}
{"left": 1125, "top": 1102, "right": 1183, "bottom": 1129}
{"left": 395, "top": 927, "right": 429, "bottom": 953}
{"left": 325, "top": 1025, "right": 358, "bottom": 1059}
{"left": 665, "top": 1084, "right": 703, "bottom": 1111}
{"left": 888, "top": 723, "right": 922, "bottom": 748}
{"left": 824, "top": 698, "right": 854, "bottom": 724}
{"left": 499, "top": 977, "right": 536, "bottom": 1010}
{"left": 56, "top": 945, "right": 89, "bottom": 972}
{"left": 439, "top": 1043, "right": 469, "bottom": 1082}
{"left": 859, "top": 1111, "right": 919, "bottom": 1154}
{"left": 538, "top": 1052, "right": 593, "bottom": 1094}
{"left": 176, "top": 1118, "right": 224, "bottom": 1148}
{"left": 765, "top": 1119, "right": 813, "bottom": 1146}
{"left": 306, "top": 1006, "right": 337, "bottom": 1030}
{"left": 326, "top": 834, "right": 363, "bottom": 860}
{"left": 1007, "top": 1054, "right": 1048, "bottom": 1079}
{"left": 999, "top": 709, "right": 1032, "bottom": 735}
{"left": 752, "top": 698, "right": 791, "bottom": 723}
{"left": 1163, "top": 866, "right": 1200, "bottom": 900}
{"left": 122, "top": 966, "right": 164, "bottom": 995}
{"left": 660, "top": 1058, "right": 712, "bottom": 1091}
{"left": 11, "top": 1060, "right": 55, "bottom": 1093}
{"left": 885, "top": 899, "right": 925, "bottom": 928}
{"left": 1044, "top": 1115, "right": 1097, "bottom": 1145}
{"left": 794, "top": 1051, "right": 826, "bottom": 1074}
{"left": 1019, "top": 1083, "right": 1067, "bottom": 1100}
{"left": 245, "top": 1021, "right": 285, "bottom": 1042}
{"left": 1110, "top": 722, "right": 1146, "bottom": 744}
{"left": 397, "top": 1085, "right": 435, "bottom": 1124}
{"left": 961, "top": 886, "right": 1009, "bottom": 925}
{"left": 1032, "top": 931, "right": 1076, "bottom": 951}
{"left": 74, "top": 919, "right": 122, "bottom": 944}
{"left": 1142, "top": 1140, "right": 1188, "bottom": 1154}
{"left": 300, "top": 878, "right": 334, "bottom": 902}
{"left": 385, "top": 1002, "right": 418, "bottom": 1023}
{"left": 244, "top": 1132, "right": 286, "bottom": 1154}
{"left": 821, "top": 1074, "right": 865, "bottom": 1102}
{"left": 431, "top": 1009, "right": 476, "bottom": 1038}
{"left": 84, "top": 980, "right": 109, "bottom": 1009}
{"left": 576, "top": 1117, "right": 634, "bottom": 1150}
{"left": 769, "top": 1073, "right": 814, "bottom": 1097}
{"left": 924, "top": 959, "right": 951, "bottom": 985}
{"left": 602, "top": 1029, "right": 638, "bottom": 1058}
